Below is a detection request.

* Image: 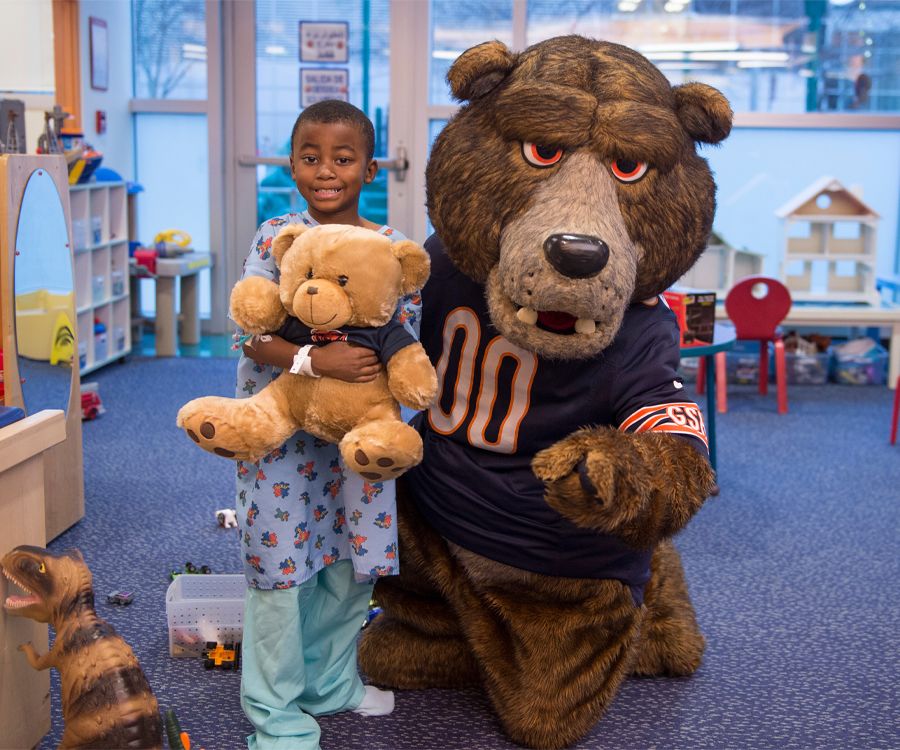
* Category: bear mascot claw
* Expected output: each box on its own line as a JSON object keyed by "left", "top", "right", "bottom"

{"left": 358, "top": 35, "right": 732, "bottom": 749}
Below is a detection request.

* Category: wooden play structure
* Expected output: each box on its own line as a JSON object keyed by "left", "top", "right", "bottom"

{"left": 776, "top": 176, "right": 880, "bottom": 304}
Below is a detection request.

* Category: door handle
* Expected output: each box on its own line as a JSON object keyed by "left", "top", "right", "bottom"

{"left": 238, "top": 146, "right": 409, "bottom": 182}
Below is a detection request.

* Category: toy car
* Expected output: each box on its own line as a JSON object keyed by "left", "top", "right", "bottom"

{"left": 81, "top": 390, "right": 102, "bottom": 420}
{"left": 202, "top": 641, "right": 241, "bottom": 670}
{"left": 106, "top": 590, "right": 134, "bottom": 606}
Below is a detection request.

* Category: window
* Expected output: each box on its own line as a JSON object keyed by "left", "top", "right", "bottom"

{"left": 524, "top": 0, "right": 899, "bottom": 114}
{"left": 254, "top": 0, "right": 393, "bottom": 226}
{"left": 132, "top": 0, "right": 207, "bottom": 99}
{"left": 131, "top": 0, "right": 212, "bottom": 320}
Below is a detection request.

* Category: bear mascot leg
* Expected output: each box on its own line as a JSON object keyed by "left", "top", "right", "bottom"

{"left": 360, "top": 35, "right": 731, "bottom": 750}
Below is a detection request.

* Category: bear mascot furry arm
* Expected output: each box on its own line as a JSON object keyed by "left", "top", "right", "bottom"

{"left": 358, "top": 36, "right": 732, "bottom": 750}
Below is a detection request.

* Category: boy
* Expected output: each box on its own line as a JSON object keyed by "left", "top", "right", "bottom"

{"left": 235, "top": 100, "right": 417, "bottom": 750}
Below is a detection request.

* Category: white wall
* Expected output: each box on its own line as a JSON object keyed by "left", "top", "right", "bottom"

{"left": 79, "top": 0, "right": 134, "bottom": 180}
{"left": 0, "top": 0, "right": 55, "bottom": 153}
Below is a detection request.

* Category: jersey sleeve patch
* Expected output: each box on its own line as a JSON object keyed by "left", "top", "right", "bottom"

{"left": 619, "top": 402, "right": 708, "bottom": 449}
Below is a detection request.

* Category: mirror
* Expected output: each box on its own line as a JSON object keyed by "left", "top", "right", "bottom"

{"left": 14, "top": 168, "right": 75, "bottom": 415}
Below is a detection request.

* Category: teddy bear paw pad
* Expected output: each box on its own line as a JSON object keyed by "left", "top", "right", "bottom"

{"left": 351, "top": 449, "right": 409, "bottom": 481}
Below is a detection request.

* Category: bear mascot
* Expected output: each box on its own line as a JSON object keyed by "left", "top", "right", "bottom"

{"left": 358, "top": 35, "right": 732, "bottom": 749}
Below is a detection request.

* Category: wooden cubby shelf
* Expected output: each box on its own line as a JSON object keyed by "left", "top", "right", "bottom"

{"left": 69, "top": 181, "right": 132, "bottom": 374}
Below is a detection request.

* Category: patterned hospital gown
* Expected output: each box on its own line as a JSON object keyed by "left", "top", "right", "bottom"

{"left": 235, "top": 211, "right": 420, "bottom": 590}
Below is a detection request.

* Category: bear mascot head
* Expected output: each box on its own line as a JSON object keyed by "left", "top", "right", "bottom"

{"left": 359, "top": 35, "right": 731, "bottom": 749}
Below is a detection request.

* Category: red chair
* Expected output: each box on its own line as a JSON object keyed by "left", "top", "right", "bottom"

{"left": 891, "top": 376, "right": 899, "bottom": 445}
{"left": 698, "top": 276, "right": 792, "bottom": 414}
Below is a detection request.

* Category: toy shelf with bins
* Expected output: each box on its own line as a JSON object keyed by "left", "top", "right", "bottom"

{"left": 69, "top": 181, "right": 131, "bottom": 374}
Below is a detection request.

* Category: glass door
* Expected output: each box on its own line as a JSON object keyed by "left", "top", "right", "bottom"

{"left": 228, "top": 0, "right": 417, "bottom": 292}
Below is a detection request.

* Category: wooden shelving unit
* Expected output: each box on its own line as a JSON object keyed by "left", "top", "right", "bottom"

{"left": 69, "top": 181, "right": 132, "bottom": 374}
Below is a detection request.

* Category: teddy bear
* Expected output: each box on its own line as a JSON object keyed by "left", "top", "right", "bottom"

{"left": 177, "top": 222, "right": 438, "bottom": 482}
{"left": 358, "top": 35, "right": 732, "bottom": 749}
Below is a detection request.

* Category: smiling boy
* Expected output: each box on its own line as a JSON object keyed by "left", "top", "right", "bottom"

{"left": 234, "top": 100, "right": 417, "bottom": 750}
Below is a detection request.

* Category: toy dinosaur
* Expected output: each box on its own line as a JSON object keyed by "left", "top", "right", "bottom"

{"left": 2, "top": 545, "right": 163, "bottom": 749}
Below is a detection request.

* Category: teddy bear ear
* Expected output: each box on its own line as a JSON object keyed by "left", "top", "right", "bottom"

{"left": 673, "top": 82, "right": 733, "bottom": 145}
{"left": 391, "top": 240, "right": 431, "bottom": 295}
{"left": 271, "top": 223, "right": 308, "bottom": 267}
{"left": 448, "top": 40, "right": 517, "bottom": 102}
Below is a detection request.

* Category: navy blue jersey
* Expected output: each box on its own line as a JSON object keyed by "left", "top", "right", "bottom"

{"left": 278, "top": 317, "right": 416, "bottom": 365}
{"left": 406, "top": 235, "right": 708, "bottom": 598}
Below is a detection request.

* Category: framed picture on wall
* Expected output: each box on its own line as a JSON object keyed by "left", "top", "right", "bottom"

{"left": 89, "top": 17, "right": 108, "bottom": 91}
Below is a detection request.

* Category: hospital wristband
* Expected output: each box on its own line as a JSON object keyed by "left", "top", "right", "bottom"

{"left": 289, "top": 345, "right": 321, "bottom": 378}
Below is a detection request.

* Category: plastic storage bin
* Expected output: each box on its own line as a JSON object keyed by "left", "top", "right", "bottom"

{"left": 725, "top": 341, "right": 763, "bottom": 384}
{"left": 166, "top": 573, "right": 246, "bottom": 657}
{"left": 94, "top": 332, "right": 108, "bottom": 362}
{"left": 111, "top": 270, "right": 125, "bottom": 296}
{"left": 91, "top": 215, "right": 103, "bottom": 245}
{"left": 113, "top": 326, "right": 126, "bottom": 352}
{"left": 71, "top": 218, "right": 89, "bottom": 250}
{"left": 785, "top": 351, "right": 830, "bottom": 385}
{"left": 832, "top": 344, "right": 888, "bottom": 385}
{"left": 92, "top": 275, "right": 106, "bottom": 303}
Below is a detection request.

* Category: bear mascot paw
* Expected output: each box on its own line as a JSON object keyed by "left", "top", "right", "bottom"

{"left": 358, "top": 35, "right": 731, "bottom": 749}
{"left": 177, "top": 223, "right": 438, "bottom": 481}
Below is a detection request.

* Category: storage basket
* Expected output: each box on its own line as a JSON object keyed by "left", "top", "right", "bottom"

{"left": 166, "top": 574, "right": 246, "bottom": 657}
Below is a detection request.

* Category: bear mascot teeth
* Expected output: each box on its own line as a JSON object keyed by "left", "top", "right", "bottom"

{"left": 177, "top": 223, "right": 438, "bottom": 481}
{"left": 358, "top": 35, "right": 732, "bottom": 749}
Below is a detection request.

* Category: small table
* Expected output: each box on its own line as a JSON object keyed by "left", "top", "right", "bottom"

{"left": 131, "top": 251, "right": 212, "bottom": 356}
{"left": 681, "top": 323, "right": 736, "bottom": 472}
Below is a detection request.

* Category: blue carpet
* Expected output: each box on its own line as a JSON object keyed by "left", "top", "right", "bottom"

{"left": 37, "top": 357, "right": 899, "bottom": 750}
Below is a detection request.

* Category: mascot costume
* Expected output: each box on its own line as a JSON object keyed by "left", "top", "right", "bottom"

{"left": 358, "top": 35, "right": 732, "bottom": 749}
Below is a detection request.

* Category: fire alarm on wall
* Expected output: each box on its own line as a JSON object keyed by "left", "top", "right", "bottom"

{"left": 95, "top": 110, "right": 107, "bottom": 135}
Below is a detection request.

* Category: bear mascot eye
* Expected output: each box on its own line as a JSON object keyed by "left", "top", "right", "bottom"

{"left": 610, "top": 159, "right": 649, "bottom": 183}
{"left": 522, "top": 142, "right": 564, "bottom": 168}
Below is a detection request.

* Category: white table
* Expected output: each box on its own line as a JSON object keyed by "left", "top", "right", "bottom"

{"left": 132, "top": 251, "right": 212, "bottom": 356}
{"left": 716, "top": 303, "right": 900, "bottom": 389}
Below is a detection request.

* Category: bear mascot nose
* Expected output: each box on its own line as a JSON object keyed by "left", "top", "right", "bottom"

{"left": 543, "top": 233, "right": 610, "bottom": 279}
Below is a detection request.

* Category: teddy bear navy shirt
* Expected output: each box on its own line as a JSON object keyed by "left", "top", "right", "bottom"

{"left": 235, "top": 211, "right": 419, "bottom": 589}
{"left": 407, "top": 235, "right": 709, "bottom": 602}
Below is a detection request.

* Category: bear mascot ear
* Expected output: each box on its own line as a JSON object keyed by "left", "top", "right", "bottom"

{"left": 448, "top": 40, "right": 518, "bottom": 102}
{"left": 391, "top": 240, "right": 431, "bottom": 295}
{"left": 673, "top": 82, "right": 733, "bottom": 145}
{"left": 271, "top": 223, "right": 309, "bottom": 267}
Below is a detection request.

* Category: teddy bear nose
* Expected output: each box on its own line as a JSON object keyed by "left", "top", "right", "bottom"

{"left": 543, "top": 233, "right": 609, "bottom": 279}
{"left": 306, "top": 286, "right": 318, "bottom": 295}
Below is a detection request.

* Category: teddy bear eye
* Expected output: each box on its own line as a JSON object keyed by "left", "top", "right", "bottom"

{"left": 610, "top": 159, "right": 649, "bottom": 183}
{"left": 337, "top": 275, "right": 349, "bottom": 287}
{"left": 306, "top": 268, "right": 314, "bottom": 279}
{"left": 522, "top": 142, "right": 564, "bottom": 168}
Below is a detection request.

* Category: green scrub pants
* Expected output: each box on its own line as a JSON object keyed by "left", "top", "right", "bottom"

{"left": 241, "top": 560, "right": 373, "bottom": 750}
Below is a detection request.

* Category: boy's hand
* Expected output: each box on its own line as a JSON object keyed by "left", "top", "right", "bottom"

{"left": 311, "top": 342, "right": 382, "bottom": 382}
